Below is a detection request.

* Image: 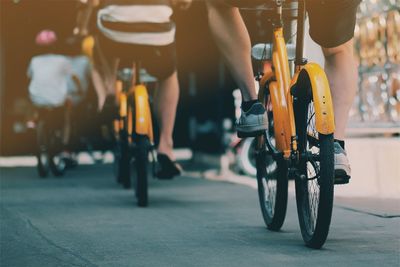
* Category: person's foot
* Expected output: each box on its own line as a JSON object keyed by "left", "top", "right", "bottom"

{"left": 156, "top": 153, "right": 182, "bottom": 180}
{"left": 334, "top": 142, "right": 351, "bottom": 184}
{"left": 236, "top": 102, "right": 268, "bottom": 138}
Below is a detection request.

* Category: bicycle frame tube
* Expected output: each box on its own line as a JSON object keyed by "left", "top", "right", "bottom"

{"left": 295, "top": 0, "right": 306, "bottom": 68}
{"left": 117, "top": 80, "right": 128, "bottom": 131}
{"left": 271, "top": 26, "right": 297, "bottom": 158}
{"left": 134, "top": 84, "right": 154, "bottom": 142}
{"left": 258, "top": 67, "right": 274, "bottom": 102}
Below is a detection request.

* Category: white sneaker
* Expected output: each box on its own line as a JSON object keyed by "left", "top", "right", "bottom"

{"left": 334, "top": 142, "right": 351, "bottom": 184}
{"left": 236, "top": 102, "right": 268, "bottom": 138}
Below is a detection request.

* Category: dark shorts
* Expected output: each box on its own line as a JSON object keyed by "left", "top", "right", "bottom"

{"left": 97, "top": 33, "right": 177, "bottom": 80}
{"left": 306, "top": 0, "right": 361, "bottom": 48}
{"left": 225, "top": 0, "right": 361, "bottom": 48}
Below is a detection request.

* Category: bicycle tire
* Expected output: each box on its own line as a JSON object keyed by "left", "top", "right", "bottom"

{"left": 133, "top": 135, "right": 149, "bottom": 207}
{"left": 119, "top": 130, "right": 131, "bottom": 189}
{"left": 113, "top": 139, "right": 122, "bottom": 184}
{"left": 37, "top": 152, "right": 50, "bottom": 178}
{"left": 49, "top": 154, "right": 66, "bottom": 176}
{"left": 49, "top": 138, "right": 67, "bottom": 176}
{"left": 48, "top": 130, "right": 66, "bottom": 177}
{"left": 256, "top": 94, "right": 288, "bottom": 231}
{"left": 256, "top": 143, "right": 288, "bottom": 231}
{"left": 293, "top": 71, "right": 334, "bottom": 248}
{"left": 237, "top": 138, "right": 257, "bottom": 177}
{"left": 36, "top": 121, "right": 49, "bottom": 178}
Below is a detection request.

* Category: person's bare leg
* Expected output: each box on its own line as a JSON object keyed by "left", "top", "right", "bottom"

{"left": 206, "top": 0, "right": 257, "bottom": 101}
{"left": 322, "top": 39, "right": 358, "bottom": 140}
{"left": 154, "top": 71, "right": 179, "bottom": 160}
{"left": 109, "top": 59, "right": 119, "bottom": 104}
{"left": 91, "top": 69, "right": 108, "bottom": 111}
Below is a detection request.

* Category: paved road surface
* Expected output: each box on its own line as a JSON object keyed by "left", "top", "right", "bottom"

{"left": 1, "top": 164, "right": 399, "bottom": 267}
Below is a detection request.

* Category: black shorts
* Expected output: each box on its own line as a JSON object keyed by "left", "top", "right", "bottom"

{"left": 97, "top": 33, "right": 177, "bottom": 80}
{"left": 226, "top": 0, "right": 361, "bottom": 48}
{"left": 306, "top": 0, "right": 361, "bottom": 48}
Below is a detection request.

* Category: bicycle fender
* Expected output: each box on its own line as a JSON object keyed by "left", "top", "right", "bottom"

{"left": 134, "top": 85, "right": 153, "bottom": 138}
{"left": 300, "top": 63, "right": 335, "bottom": 135}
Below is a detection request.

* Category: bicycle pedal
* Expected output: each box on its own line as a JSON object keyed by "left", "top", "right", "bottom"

{"left": 237, "top": 130, "right": 264, "bottom": 138}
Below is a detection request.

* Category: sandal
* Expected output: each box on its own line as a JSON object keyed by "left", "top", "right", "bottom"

{"left": 156, "top": 153, "right": 182, "bottom": 180}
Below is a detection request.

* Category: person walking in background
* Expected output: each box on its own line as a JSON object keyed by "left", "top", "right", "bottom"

{"left": 27, "top": 30, "right": 86, "bottom": 163}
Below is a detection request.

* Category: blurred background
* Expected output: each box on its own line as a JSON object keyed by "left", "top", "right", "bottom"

{"left": 0, "top": 0, "right": 399, "bottom": 197}
{"left": 0, "top": 0, "right": 234, "bottom": 156}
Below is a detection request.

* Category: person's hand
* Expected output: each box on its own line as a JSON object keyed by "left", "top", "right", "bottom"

{"left": 172, "top": 0, "right": 192, "bottom": 10}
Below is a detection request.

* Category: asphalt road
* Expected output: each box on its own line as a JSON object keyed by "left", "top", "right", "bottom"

{"left": 1, "top": 164, "right": 399, "bottom": 267}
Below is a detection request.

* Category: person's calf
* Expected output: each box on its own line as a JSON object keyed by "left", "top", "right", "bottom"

{"left": 322, "top": 40, "right": 354, "bottom": 60}
{"left": 322, "top": 39, "right": 358, "bottom": 140}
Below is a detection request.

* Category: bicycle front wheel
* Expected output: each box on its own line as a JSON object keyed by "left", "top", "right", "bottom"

{"left": 256, "top": 137, "right": 288, "bottom": 231}
{"left": 36, "top": 121, "right": 49, "bottom": 178}
{"left": 256, "top": 93, "right": 288, "bottom": 231}
{"left": 133, "top": 135, "right": 149, "bottom": 207}
{"left": 120, "top": 131, "right": 131, "bottom": 189}
{"left": 293, "top": 72, "right": 334, "bottom": 249}
{"left": 48, "top": 130, "right": 66, "bottom": 177}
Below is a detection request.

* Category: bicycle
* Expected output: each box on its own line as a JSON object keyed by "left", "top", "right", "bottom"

{"left": 113, "top": 63, "right": 156, "bottom": 207}
{"left": 251, "top": 0, "right": 335, "bottom": 248}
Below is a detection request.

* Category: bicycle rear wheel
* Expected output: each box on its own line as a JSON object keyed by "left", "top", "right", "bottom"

{"left": 293, "top": 71, "right": 334, "bottom": 248}
{"left": 256, "top": 141, "right": 288, "bottom": 231}
{"left": 119, "top": 129, "right": 131, "bottom": 189}
{"left": 36, "top": 121, "right": 49, "bottom": 178}
{"left": 48, "top": 129, "right": 66, "bottom": 177}
{"left": 113, "top": 139, "right": 122, "bottom": 184}
{"left": 256, "top": 94, "right": 288, "bottom": 231}
{"left": 49, "top": 153, "right": 66, "bottom": 177}
{"left": 133, "top": 135, "right": 150, "bottom": 207}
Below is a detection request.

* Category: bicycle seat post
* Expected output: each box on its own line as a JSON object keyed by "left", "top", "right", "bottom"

{"left": 295, "top": 0, "right": 307, "bottom": 68}
{"left": 130, "top": 62, "right": 137, "bottom": 87}
{"left": 272, "top": 0, "right": 283, "bottom": 29}
{"left": 132, "top": 62, "right": 142, "bottom": 85}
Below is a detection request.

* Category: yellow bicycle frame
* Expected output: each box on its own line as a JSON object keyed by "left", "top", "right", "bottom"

{"left": 133, "top": 84, "right": 154, "bottom": 142}
{"left": 116, "top": 81, "right": 154, "bottom": 143}
{"left": 270, "top": 28, "right": 296, "bottom": 158}
{"left": 263, "top": 26, "right": 335, "bottom": 159}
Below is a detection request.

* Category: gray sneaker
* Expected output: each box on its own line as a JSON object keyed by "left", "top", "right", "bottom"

{"left": 334, "top": 142, "right": 351, "bottom": 184}
{"left": 236, "top": 102, "right": 268, "bottom": 138}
